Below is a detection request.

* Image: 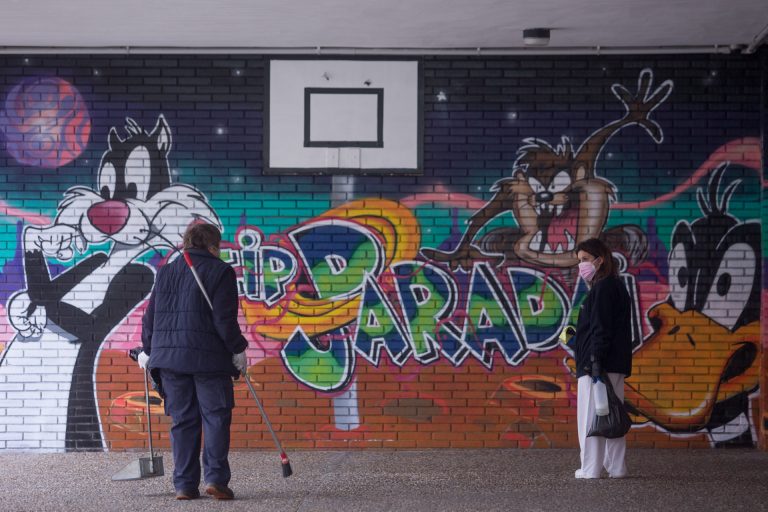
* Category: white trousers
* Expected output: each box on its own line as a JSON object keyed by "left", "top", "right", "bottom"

{"left": 576, "top": 373, "right": 627, "bottom": 478}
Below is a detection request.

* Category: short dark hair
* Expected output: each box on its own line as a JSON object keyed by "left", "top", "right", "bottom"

{"left": 575, "top": 238, "right": 617, "bottom": 281}
{"left": 182, "top": 223, "right": 221, "bottom": 251}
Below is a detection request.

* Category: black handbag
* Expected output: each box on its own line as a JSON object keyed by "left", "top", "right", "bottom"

{"left": 587, "top": 375, "right": 632, "bottom": 439}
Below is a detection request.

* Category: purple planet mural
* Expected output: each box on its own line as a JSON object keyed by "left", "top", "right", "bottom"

{"left": 0, "top": 77, "right": 91, "bottom": 168}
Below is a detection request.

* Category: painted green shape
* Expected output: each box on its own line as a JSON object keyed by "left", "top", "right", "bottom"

{"left": 281, "top": 326, "right": 353, "bottom": 392}
{"left": 282, "top": 351, "right": 345, "bottom": 387}
{"left": 392, "top": 262, "right": 455, "bottom": 362}
{"left": 310, "top": 242, "right": 377, "bottom": 299}
{"left": 518, "top": 283, "right": 563, "bottom": 328}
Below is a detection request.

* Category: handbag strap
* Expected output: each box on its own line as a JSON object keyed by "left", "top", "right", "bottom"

{"left": 600, "top": 372, "right": 619, "bottom": 400}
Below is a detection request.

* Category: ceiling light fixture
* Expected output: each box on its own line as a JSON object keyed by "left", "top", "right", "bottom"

{"left": 523, "top": 28, "right": 550, "bottom": 46}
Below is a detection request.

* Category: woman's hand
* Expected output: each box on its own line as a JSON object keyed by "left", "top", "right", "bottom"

{"left": 591, "top": 359, "right": 603, "bottom": 382}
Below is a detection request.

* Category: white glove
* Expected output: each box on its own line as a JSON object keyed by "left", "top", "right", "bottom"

{"left": 137, "top": 351, "right": 150, "bottom": 369}
{"left": 232, "top": 351, "right": 247, "bottom": 374}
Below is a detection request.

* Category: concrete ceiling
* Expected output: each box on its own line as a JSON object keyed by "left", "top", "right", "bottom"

{"left": 1, "top": 0, "right": 767, "bottom": 53}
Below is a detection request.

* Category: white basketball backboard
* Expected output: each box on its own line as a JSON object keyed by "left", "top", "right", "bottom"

{"left": 266, "top": 59, "right": 422, "bottom": 174}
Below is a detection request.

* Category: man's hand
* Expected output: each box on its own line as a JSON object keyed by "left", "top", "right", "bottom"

{"left": 232, "top": 351, "right": 247, "bottom": 374}
{"left": 137, "top": 351, "right": 150, "bottom": 369}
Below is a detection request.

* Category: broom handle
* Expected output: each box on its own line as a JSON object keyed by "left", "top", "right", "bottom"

{"left": 183, "top": 252, "right": 213, "bottom": 310}
{"left": 143, "top": 367, "right": 155, "bottom": 473}
{"left": 183, "top": 250, "right": 286, "bottom": 456}
{"left": 242, "top": 370, "right": 285, "bottom": 454}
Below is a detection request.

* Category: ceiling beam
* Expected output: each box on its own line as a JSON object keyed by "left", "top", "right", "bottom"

{"left": 0, "top": 45, "right": 740, "bottom": 55}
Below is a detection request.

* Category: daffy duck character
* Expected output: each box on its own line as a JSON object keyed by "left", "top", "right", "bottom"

{"left": 625, "top": 163, "right": 761, "bottom": 446}
{"left": 421, "top": 69, "right": 672, "bottom": 275}
{"left": 5, "top": 115, "right": 221, "bottom": 450}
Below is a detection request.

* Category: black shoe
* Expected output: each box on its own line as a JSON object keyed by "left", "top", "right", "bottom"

{"left": 205, "top": 483, "right": 235, "bottom": 500}
{"left": 175, "top": 488, "right": 201, "bottom": 500}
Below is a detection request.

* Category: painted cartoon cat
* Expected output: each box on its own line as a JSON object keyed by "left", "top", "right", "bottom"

{"left": 2, "top": 115, "right": 220, "bottom": 450}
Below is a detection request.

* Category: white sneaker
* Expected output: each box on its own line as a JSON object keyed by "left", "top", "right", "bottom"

{"left": 574, "top": 469, "right": 601, "bottom": 479}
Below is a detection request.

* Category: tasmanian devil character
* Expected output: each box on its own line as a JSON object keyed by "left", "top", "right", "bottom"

{"left": 422, "top": 69, "right": 672, "bottom": 272}
{"left": 3, "top": 115, "right": 221, "bottom": 450}
{"left": 625, "top": 163, "right": 761, "bottom": 446}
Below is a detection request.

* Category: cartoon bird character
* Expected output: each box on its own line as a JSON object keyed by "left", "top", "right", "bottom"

{"left": 625, "top": 164, "right": 761, "bottom": 446}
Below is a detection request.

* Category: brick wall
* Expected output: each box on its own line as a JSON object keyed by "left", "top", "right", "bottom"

{"left": 0, "top": 53, "right": 764, "bottom": 451}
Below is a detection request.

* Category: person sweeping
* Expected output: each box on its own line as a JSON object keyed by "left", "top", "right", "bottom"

{"left": 137, "top": 223, "right": 248, "bottom": 500}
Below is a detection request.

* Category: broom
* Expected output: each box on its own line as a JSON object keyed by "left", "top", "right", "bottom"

{"left": 182, "top": 251, "right": 293, "bottom": 478}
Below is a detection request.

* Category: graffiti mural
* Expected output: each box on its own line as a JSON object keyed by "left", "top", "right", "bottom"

{"left": 0, "top": 77, "right": 91, "bottom": 168}
{"left": 0, "top": 59, "right": 763, "bottom": 451}
{"left": 421, "top": 69, "right": 672, "bottom": 274}
{"left": 625, "top": 164, "right": 761, "bottom": 445}
{"left": 1, "top": 113, "right": 219, "bottom": 450}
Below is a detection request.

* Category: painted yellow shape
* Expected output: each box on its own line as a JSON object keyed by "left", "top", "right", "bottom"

{"left": 242, "top": 199, "right": 419, "bottom": 340}
{"left": 625, "top": 302, "right": 759, "bottom": 432}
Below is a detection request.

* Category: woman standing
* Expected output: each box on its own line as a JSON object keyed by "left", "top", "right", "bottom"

{"left": 568, "top": 238, "right": 633, "bottom": 479}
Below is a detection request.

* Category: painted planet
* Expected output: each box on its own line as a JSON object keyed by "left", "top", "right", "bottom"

{"left": 0, "top": 77, "right": 91, "bottom": 168}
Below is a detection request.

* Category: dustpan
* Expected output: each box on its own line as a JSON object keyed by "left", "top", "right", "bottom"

{"left": 112, "top": 364, "right": 164, "bottom": 480}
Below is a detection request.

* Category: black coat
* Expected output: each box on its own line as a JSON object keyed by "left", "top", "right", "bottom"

{"left": 569, "top": 274, "right": 633, "bottom": 378}
{"left": 142, "top": 248, "right": 248, "bottom": 375}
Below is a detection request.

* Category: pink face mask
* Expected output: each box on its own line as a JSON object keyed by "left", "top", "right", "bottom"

{"left": 578, "top": 261, "right": 597, "bottom": 282}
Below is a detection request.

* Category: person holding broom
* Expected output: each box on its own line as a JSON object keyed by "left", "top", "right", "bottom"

{"left": 137, "top": 222, "right": 248, "bottom": 500}
{"left": 565, "top": 238, "right": 633, "bottom": 479}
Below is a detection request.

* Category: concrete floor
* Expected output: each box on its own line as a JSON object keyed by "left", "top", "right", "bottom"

{"left": 1, "top": 449, "right": 766, "bottom": 511}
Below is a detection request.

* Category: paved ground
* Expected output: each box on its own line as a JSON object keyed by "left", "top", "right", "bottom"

{"left": 1, "top": 449, "right": 766, "bottom": 511}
